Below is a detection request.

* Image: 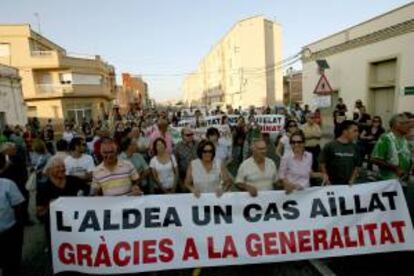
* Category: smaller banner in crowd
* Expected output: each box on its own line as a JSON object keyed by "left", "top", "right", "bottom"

{"left": 178, "top": 114, "right": 285, "bottom": 132}
{"left": 51, "top": 180, "right": 414, "bottom": 274}
{"left": 175, "top": 114, "right": 285, "bottom": 139}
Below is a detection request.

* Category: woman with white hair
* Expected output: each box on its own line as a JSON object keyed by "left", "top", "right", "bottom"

{"left": 37, "top": 157, "right": 89, "bottom": 209}
{"left": 36, "top": 156, "right": 89, "bottom": 247}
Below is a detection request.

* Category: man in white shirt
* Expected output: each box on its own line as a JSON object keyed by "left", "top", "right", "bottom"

{"left": 64, "top": 137, "right": 95, "bottom": 182}
{"left": 62, "top": 124, "right": 75, "bottom": 143}
{"left": 236, "top": 138, "right": 278, "bottom": 196}
{"left": 0, "top": 152, "right": 25, "bottom": 276}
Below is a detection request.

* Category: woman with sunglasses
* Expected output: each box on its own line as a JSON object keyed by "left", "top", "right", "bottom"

{"left": 359, "top": 115, "right": 385, "bottom": 170}
{"left": 276, "top": 119, "right": 299, "bottom": 157}
{"left": 185, "top": 140, "right": 232, "bottom": 198}
{"left": 279, "top": 131, "right": 325, "bottom": 193}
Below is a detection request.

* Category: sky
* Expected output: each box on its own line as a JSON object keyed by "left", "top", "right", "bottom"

{"left": 0, "top": 0, "right": 412, "bottom": 102}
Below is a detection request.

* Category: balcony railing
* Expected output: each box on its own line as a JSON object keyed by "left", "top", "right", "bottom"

{"left": 36, "top": 84, "right": 73, "bottom": 94}
{"left": 66, "top": 52, "right": 97, "bottom": 60}
{"left": 31, "top": 50, "right": 55, "bottom": 57}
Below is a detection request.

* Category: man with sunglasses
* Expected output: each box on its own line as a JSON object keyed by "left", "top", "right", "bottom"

{"left": 174, "top": 128, "right": 198, "bottom": 191}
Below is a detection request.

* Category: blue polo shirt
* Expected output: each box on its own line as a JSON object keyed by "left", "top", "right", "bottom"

{"left": 0, "top": 178, "right": 25, "bottom": 233}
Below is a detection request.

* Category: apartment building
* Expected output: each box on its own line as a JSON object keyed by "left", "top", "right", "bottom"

{"left": 183, "top": 16, "right": 283, "bottom": 108}
{"left": 117, "top": 73, "right": 149, "bottom": 113}
{"left": 0, "top": 24, "right": 116, "bottom": 126}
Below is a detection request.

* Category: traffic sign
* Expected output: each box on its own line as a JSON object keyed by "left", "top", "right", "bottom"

{"left": 313, "top": 74, "right": 333, "bottom": 95}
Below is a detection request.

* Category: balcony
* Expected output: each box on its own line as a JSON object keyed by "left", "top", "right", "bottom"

{"left": 36, "top": 84, "right": 73, "bottom": 94}
{"left": 29, "top": 51, "right": 114, "bottom": 73}
{"left": 31, "top": 83, "right": 115, "bottom": 101}
{"left": 60, "top": 54, "right": 114, "bottom": 73}
{"left": 29, "top": 51, "right": 60, "bottom": 68}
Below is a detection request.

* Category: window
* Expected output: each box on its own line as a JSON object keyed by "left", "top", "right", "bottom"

{"left": 72, "top": 74, "right": 102, "bottom": 85}
{"left": 52, "top": 106, "right": 59, "bottom": 119}
{"left": 0, "top": 44, "right": 10, "bottom": 57}
{"left": 66, "top": 107, "right": 92, "bottom": 125}
{"left": 0, "top": 112, "right": 6, "bottom": 131}
{"left": 27, "top": 106, "right": 37, "bottom": 117}
{"left": 60, "top": 73, "right": 72, "bottom": 84}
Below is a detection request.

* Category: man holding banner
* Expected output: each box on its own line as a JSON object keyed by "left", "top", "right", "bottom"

{"left": 92, "top": 139, "right": 142, "bottom": 196}
{"left": 174, "top": 127, "right": 198, "bottom": 190}
{"left": 320, "top": 120, "right": 361, "bottom": 185}
{"left": 236, "top": 138, "right": 279, "bottom": 196}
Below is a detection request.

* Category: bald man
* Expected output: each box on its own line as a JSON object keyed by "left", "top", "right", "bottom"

{"left": 236, "top": 139, "right": 278, "bottom": 197}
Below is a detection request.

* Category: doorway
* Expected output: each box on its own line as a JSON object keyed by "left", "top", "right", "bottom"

{"left": 369, "top": 58, "right": 397, "bottom": 127}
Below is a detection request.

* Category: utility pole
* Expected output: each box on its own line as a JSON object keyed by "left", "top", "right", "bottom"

{"left": 238, "top": 67, "right": 244, "bottom": 105}
{"left": 34, "top": 12, "right": 41, "bottom": 34}
{"left": 287, "top": 66, "right": 294, "bottom": 108}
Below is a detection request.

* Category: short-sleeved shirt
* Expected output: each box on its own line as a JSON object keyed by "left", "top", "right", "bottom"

{"left": 119, "top": 152, "right": 149, "bottom": 174}
{"left": 174, "top": 141, "right": 198, "bottom": 178}
{"left": 0, "top": 178, "right": 25, "bottom": 233}
{"left": 64, "top": 154, "right": 95, "bottom": 178}
{"left": 279, "top": 151, "right": 313, "bottom": 189}
{"left": 371, "top": 132, "right": 411, "bottom": 180}
{"left": 320, "top": 140, "right": 361, "bottom": 184}
{"left": 92, "top": 159, "right": 139, "bottom": 196}
{"left": 36, "top": 175, "right": 89, "bottom": 207}
{"left": 191, "top": 159, "right": 222, "bottom": 193}
{"left": 236, "top": 157, "right": 278, "bottom": 191}
{"left": 302, "top": 123, "right": 322, "bottom": 148}
{"left": 150, "top": 155, "right": 177, "bottom": 189}
{"left": 280, "top": 134, "right": 292, "bottom": 155}
{"left": 215, "top": 141, "right": 232, "bottom": 163}
{"left": 149, "top": 129, "right": 173, "bottom": 154}
{"left": 335, "top": 103, "right": 347, "bottom": 113}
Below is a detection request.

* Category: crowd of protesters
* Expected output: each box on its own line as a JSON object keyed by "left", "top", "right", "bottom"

{"left": 0, "top": 102, "right": 413, "bottom": 275}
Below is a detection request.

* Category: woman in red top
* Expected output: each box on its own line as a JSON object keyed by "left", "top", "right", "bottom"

{"left": 314, "top": 108, "right": 322, "bottom": 126}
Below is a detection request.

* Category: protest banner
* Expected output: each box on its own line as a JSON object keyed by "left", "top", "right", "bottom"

{"left": 50, "top": 180, "right": 414, "bottom": 274}
{"left": 175, "top": 114, "right": 284, "bottom": 137}
{"left": 253, "top": 114, "right": 285, "bottom": 133}
{"left": 202, "top": 114, "right": 285, "bottom": 133}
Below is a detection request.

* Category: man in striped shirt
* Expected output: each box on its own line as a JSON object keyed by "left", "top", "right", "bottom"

{"left": 92, "top": 139, "right": 142, "bottom": 196}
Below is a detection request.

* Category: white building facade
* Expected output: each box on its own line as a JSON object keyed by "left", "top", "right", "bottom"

{"left": 183, "top": 16, "right": 283, "bottom": 108}
{"left": 0, "top": 64, "right": 27, "bottom": 128}
{"left": 302, "top": 2, "right": 414, "bottom": 127}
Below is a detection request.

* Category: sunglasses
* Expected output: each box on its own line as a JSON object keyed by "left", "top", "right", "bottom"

{"left": 185, "top": 133, "right": 194, "bottom": 137}
{"left": 202, "top": 149, "right": 214, "bottom": 154}
{"left": 291, "top": 140, "right": 304, "bottom": 145}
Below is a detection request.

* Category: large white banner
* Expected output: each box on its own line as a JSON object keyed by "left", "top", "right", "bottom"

{"left": 50, "top": 180, "right": 414, "bottom": 274}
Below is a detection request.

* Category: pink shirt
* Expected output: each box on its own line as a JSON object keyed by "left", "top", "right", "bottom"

{"left": 279, "top": 151, "right": 313, "bottom": 189}
{"left": 149, "top": 127, "right": 173, "bottom": 155}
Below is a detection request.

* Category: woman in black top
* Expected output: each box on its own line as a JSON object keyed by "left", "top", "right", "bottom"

{"left": 36, "top": 156, "right": 89, "bottom": 248}
{"left": 358, "top": 116, "right": 385, "bottom": 170}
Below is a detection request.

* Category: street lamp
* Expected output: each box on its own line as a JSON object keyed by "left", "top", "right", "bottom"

{"left": 287, "top": 67, "right": 294, "bottom": 108}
